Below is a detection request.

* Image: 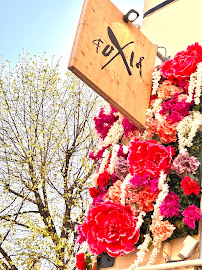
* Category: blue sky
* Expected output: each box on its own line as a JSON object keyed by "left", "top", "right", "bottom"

{"left": 0, "top": 0, "right": 144, "bottom": 71}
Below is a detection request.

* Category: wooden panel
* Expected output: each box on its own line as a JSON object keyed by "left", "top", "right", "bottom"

{"left": 68, "top": 0, "right": 157, "bottom": 128}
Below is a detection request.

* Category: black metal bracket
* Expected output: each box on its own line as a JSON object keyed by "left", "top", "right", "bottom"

{"left": 123, "top": 9, "right": 139, "bottom": 23}
{"left": 156, "top": 46, "right": 170, "bottom": 62}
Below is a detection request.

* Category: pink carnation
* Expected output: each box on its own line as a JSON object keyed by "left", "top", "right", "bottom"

{"left": 80, "top": 201, "right": 140, "bottom": 257}
{"left": 115, "top": 157, "right": 129, "bottom": 181}
{"left": 158, "top": 80, "right": 183, "bottom": 100}
{"left": 159, "top": 94, "right": 192, "bottom": 124}
{"left": 172, "top": 152, "right": 200, "bottom": 178}
{"left": 94, "top": 105, "right": 118, "bottom": 139}
{"left": 145, "top": 118, "right": 159, "bottom": 138}
{"left": 108, "top": 180, "right": 122, "bottom": 203}
{"left": 122, "top": 117, "right": 137, "bottom": 137}
{"left": 157, "top": 118, "right": 177, "bottom": 144}
{"left": 128, "top": 140, "right": 175, "bottom": 178}
{"left": 182, "top": 205, "right": 202, "bottom": 229}
{"left": 151, "top": 219, "right": 175, "bottom": 242}
{"left": 160, "top": 191, "right": 180, "bottom": 218}
{"left": 137, "top": 186, "right": 159, "bottom": 213}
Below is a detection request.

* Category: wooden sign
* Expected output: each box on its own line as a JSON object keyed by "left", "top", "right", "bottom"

{"left": 68, "top": 0, "right": 157, "bottom": 128}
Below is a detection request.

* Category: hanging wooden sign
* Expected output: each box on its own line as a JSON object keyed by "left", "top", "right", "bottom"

{"left": 68, "top": 0, "right": 157, "bottom": 128}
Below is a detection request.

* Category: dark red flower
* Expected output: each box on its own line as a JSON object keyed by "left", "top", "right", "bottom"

{"left": 76, "top": 253, "right": 86, "bottom": 270}
{"left": 181, "top": 176, "right": 200, "bottom": 196}
{"left": 97, "top": 171, "right": 110, "bottom": 189}
{"left": 128, "top": 140, "right": 175, "bottom": 178}
{"left": 80, "top": 201, "right": 140, "bottom": 257}
{"left": 89, "top": 187, "right": 101, "bottom": 199}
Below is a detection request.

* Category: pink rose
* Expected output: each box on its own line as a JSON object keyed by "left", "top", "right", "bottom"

{"left": 128, "top": 140, "right": 175, "bottom": 178}
{"left": 80, "top": 201, "right": 139, "bottom": 257}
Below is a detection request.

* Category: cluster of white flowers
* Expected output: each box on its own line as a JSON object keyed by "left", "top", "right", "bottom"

{"left": 78, "top": 241, "right": 88, "bottom": 254}
{"left": 120, "top": 173, "right": 132, "bottom": 206}
{"left": 129, "top": 234, "right": 152, "bottom": 269}
{"left": 186, "top": 62, "right": 202, "bottom": 105}
{"left": 146, "top": 242, "right": 162, "bottom": 266}
{"left": 103, "top": 103, "right": 112, "bottom": 115}
{"left": 152, "top": 171, "right": 169, "bottom": 220}
{"left": 146, "top": 98, "right": 163, "bottom": 119}
{"left": 195, "top": 62, "right": 202, "bottom": 104}
{"left": 151, "top": 69, "right": 161, "bottom": 95}
{"left": 177, "top": 111, "right": 202, "bottom": 152}
{"left": 108, "top": 144, "right": 120, "bottom": 174}
{"left": 98, "top": 149, "right": 110, "bottom": 174}
{"left": 186, "top": 72, "right": 197, "bottom": 103}
{"left": 136, "top": 211, "right": 146, "bottom": 232}
{"left": 122, "top": 145, "right": 129, "bottom": 154}
{"left": 103, "top": 119, "right": 124, "bottom": 147}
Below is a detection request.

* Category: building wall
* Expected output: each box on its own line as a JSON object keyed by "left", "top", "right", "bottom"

{"left": 141, "top": 0, "right": 202, "bottom": 58}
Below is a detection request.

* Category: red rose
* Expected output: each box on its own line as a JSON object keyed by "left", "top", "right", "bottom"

{"left": 89, "top": 187, "right": 101, "bottom": 198}
{"left": 80, "top": 201, "right": 139, "bottom": 257}
{"left": 128, "top": 140, "right": 175, "bottom": 178}
{"left": 161, "top": 43, "right": 202, "bottom": 85}
{"left": 97, "top": 171, "right": 110, "bottom": 188}
{"left": 181, "top": 176, "right": 200, "bottom": 196}
{"left": 76, "top": 253, "right": 86, "bottom": 270}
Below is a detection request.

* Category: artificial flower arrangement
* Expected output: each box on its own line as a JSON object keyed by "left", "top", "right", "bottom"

{"left": 75, "top": 43, "right": 202, "bottom": 270}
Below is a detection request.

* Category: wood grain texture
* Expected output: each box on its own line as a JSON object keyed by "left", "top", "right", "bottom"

{"left": 68, "top": 0, "right": 157, "bottom": 128}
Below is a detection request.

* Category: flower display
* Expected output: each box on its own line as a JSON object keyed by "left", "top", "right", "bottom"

{"left": 172, "top": 151, "right": 200, "bottom": 177}
{"left": 94, "top": 105, "right": 118, "bottom": 139}
{"left": 137, "top": 187, "right": 159, "bottom": 213}
{"left": 182, "top": 205, "right": 202, "bottom": 229}
{"left": 157, "top": 118, "right": 177, "bottom": 144}
{"left": 181, "top": 176, "right": 200, "bottom": 196}
{"left": 108, "top": 180, "right": 122, "bottom": 203}
{"left": 76, "top": 43, "right": 201, "bottom": 268}
{"left": 128, "top": 140, "right": 175, "bottom": 178}
{"left": 114, "top": 157, "right": 129, "bottom": 181}
{"left": 151, "top": 219, "right": 175, "bottom": 242}
{"left": 96, "top": 170, "right": 110, "bottom": 189}
{"left": 161, "top": 42, "right": 202, "bottom": 85}
{"left": 160, "top": 192, "right": 180, "bottom": 218}
{"left": 159, "top": 94, "right": 192, "bottom": 123}
{"left": 80, "top": 201, "right": 140, "bottom": 257}
{"left": 76, "top": 253, "right": 86, "bottom": 270}
{"left": 89, "top": 187, "right": 101, "bottom": 199}
{"left": 157, "top": 80, "right": 183, "bottom": 100}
